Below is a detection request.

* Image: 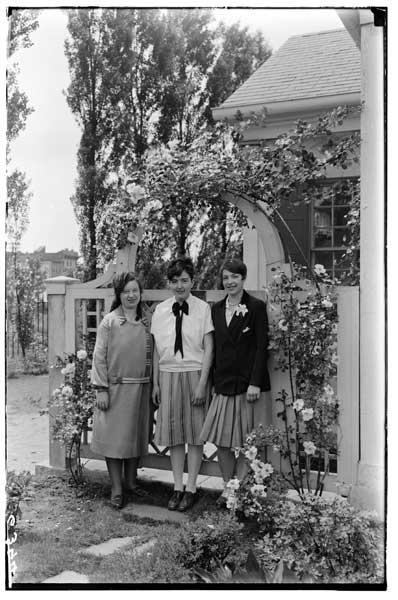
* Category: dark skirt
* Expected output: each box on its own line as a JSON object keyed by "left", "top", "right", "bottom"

{"left": 200, "top": 391, "right": 272, "bottom": 448}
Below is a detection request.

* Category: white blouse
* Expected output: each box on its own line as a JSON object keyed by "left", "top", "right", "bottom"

{"left": 151, "top": 294, "right": 214, "bottom": 372}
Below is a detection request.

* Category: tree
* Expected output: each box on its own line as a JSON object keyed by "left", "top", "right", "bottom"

{"left": 65, "top": 8, "right": 166, "bottom": 280}
{"left": 7, "top": 256, "right": 45, "bottom": 358}
{"left": 65, "top": 8, "right": 273, "bottom": 282}
{"left": 6, "top": 8, "right": 39, "bottom": 250}
{"left": 206, "top": 22, "right": 271, "bottom": 123}
{"left": 6, "top": 9, "right": 41, "bottom": 359}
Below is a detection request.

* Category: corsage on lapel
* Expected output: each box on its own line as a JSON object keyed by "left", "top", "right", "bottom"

{"left": 235, "top": 303, "right": 248, "bottom": 317}
{"left": 118, "top": 316, "right": 127, "bottom": 326}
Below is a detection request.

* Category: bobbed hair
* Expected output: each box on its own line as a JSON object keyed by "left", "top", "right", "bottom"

{"left": 220, "top": 257, "right": 247, "bottom": 280}
{"left": 110, "top": 272, "right": 143, "bottom": 320}
{"left": 166, "top": 256, "right": 194, "bottom": 281}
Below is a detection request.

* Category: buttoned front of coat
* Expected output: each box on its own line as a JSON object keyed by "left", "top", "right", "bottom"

{"left": 211, "top": 290, "right": 271, "bottom": 395}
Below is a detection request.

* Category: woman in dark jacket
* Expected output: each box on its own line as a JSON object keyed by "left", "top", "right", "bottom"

{"left": 200, "top": 258, "right": 271, "bottom": 505}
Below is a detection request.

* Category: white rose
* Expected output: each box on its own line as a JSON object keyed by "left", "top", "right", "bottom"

{"left": 293, "top": 398, "right": 304, "bottom": 411}
{"left": 302, "top": 408, "right": 314, "bottom": 422}
{"left": 77, "top": 349, "right": 87, "bottom": 361}
{"left": 321, "top": 298, "right": 333, "bottom": 309}
{"left": 245, "top": 446, "right": 257, "bottom": 461}
{"left": 303, "top": 441, "right": 316, "bottom": 455}
{"left": 226, "top": 477, "right": 240, "bottom": 491}
{"left": 62, "top": 385, "right": 74, "bottom": 398}
{"left": 314, "top": 264, "right": 327, "bottom": 276}
{"left": 250, "top": 484, "right": 267, "bottom": 498}
{"left": 278, "top": 319, "right": 288, "bottom": 331}
{"left": 64, "top": 362, "right": 76, "bottom": 375}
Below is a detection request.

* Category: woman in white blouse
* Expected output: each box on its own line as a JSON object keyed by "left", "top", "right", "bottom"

{"left": 151, "top": 257, "right": 214, "bottom": 512}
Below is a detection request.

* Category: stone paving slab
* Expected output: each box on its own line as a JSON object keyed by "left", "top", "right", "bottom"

{"left": 79, "top": 536, "right": 137, "bottom": 557}
{"left": 122, "top": 502, "right": 189, "bottom": 523}
{"left": 42, "top": 570, "right": 90, "bottom": 584}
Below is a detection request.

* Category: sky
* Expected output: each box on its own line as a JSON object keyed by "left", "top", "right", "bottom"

{"left": 8, "top": 5, "right": 345, "bottom": 254}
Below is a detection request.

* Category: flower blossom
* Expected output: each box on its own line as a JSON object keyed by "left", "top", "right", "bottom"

{"left": 251, "top": 460, "right": 274, "bottom": 481}
{"left": 245, "top": 446, "right": 257, "bottom": 461}
{"left": 77, "top": 349, "right": 87, "bottom": 361}
{"left": 293, "top": 398, "right": 304, "bottom": 411}
{"left": 314, "top": 264, "right": 327, "bottom": 277}
{"left": 62, "top": 385, "right": 74, "bottom": 398}
{"left": 127, "top": 184, "right": 146, "bottom": 204}
{"left": 250, "top": 484, "right": 267, "bottom": 498}
{"left": 61, "top": 363, "right": 75, "bottom": 377}
{"left": 226, "top": 477, "right": 240, "bottom": 491}
{"left": 235, "top": 304, "right": 248, "bottom": 317}
{"left": 226, "top": 494, "right": 238, "bottom": 511}
{"left": 324, "top": 384, "right": 334, "bottom": 397}
{"left": 321, "top": 298, "right": 333, "bottom": 309}
{"left": 302, "top": 408, "right": 314, "bottom": 422}
{"left": 278, "top": 319, "right": 288, "bottom": 331}
{"left": 303, "top": 441, "right": 317, "bottom": 455}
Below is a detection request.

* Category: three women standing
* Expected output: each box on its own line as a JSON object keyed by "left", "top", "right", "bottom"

{"left": 90, "top": 257, "right": 270, "bottom": 512}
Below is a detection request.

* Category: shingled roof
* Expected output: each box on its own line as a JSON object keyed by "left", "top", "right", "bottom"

{"left": 215, "top": 28, "right": 360, "bottom": 112}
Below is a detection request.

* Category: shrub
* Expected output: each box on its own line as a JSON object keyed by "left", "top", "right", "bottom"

{"left": 23, "top": 334, "right": 48, "bottom": 375}
{"left": 172, "top": 511, "right": 245, "bottom": 572}
{"left": 224, "top": 426, "right": 289, "bottom": 527}
{"left": 46, "top": 349, "right": 94, "bottom": 484}
{"left": 255, "top": 495, "right": 385, "bottom": 584}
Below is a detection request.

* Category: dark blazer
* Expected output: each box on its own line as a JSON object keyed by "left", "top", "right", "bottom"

{"left": 211, "top": 290, "right": 271, "bottom": 396}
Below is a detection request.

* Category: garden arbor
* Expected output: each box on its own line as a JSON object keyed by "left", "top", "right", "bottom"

{"left": 46, "top": 190, "right": 359, "bottom": 500}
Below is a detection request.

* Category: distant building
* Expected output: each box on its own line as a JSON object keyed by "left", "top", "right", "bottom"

{"left": 18, "top": 247, "right": 79, "bottom": 278}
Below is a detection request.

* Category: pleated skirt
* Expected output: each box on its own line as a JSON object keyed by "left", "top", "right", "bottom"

{"left": 154, "top": 370, "right": 210, "bottom": 446}
{"left": 200, "top": 391, "right": 272, "bottom": 448}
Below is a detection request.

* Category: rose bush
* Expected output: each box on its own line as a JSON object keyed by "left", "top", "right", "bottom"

{"left": 46, "top": 349, "right": 95, "bottom": 484}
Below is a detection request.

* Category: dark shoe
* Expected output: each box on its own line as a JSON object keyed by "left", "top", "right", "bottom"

{"left": 168, "top": 490, "right": 184, "bottom": 511}
{"left": 110, "top": 493, "right": 123, "bottom": 510}
{"left": 216, "top": 493, "right": 227, "bottom": 509}
{"left": 177, "top": 491, "right": 197, "bottom": 512}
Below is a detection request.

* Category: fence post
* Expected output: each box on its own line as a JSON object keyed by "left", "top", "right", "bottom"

{"left": 336, "top": 287, "right": 360, "bottom": 496}
{"left": 45, "top": 276, "right": 80, "bottom": 468}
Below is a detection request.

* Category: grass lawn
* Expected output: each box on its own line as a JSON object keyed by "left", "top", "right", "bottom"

{"left": 10, "top": 467, "right": 221, "bottom": 585}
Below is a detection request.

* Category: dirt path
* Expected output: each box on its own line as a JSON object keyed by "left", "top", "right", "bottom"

{"left": 6, "top": 374, "right": 49, "bottom": 473}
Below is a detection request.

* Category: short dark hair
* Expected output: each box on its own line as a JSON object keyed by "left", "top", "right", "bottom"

{"left": 220, "top": 258, "right": 247, "bottom": 279}
{"left": 167, "top": 256, "right": 194, "bottom": 281}
{"left": 110, "top": 272, "right": 143, "bottom": 319}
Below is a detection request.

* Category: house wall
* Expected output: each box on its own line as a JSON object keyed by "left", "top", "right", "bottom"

{"left": 240, "top": 109, "right": 360, "bottom": 283}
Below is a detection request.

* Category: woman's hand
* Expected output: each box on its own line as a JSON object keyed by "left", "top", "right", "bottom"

{"left": 192, "top": 381, "right": 207, "bottom": 406}
{"left": 246, "top": 385, "right": 260, "bottom": 403}
{"left": 152, "top": 384, "right": 161, "bottom": 408}
{"left": 96, "top": 390, "right": 110, "bottom": 411}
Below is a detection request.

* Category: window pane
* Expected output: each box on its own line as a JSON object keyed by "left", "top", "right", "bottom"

{"left": 334, "top": 251, "right": 351, "bottom": 268}
{"left": 314, "top": 228, "right": 332, "bottom": 247}
{"left": 314, "top": 208, "right": 332, "bottom": 227}
{"left": 313, "top": 251, "right": 333, "bottom": 268}
{"left": 334, "top": 228, "right": 349, "bottom": 246}
{"left": 334, "top": 207, "right": 349, "bottom": 226}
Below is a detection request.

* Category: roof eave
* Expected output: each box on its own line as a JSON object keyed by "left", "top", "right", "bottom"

{"left": 212, "top": 92, "right": 361, "bottom": 122}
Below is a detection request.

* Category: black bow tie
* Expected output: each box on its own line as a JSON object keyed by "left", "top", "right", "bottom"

{"left": 172, "top": 301, "right": 189, "bottom": 317}
{"left": 172, "top": 301, "right": 189, "bottom": 357}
